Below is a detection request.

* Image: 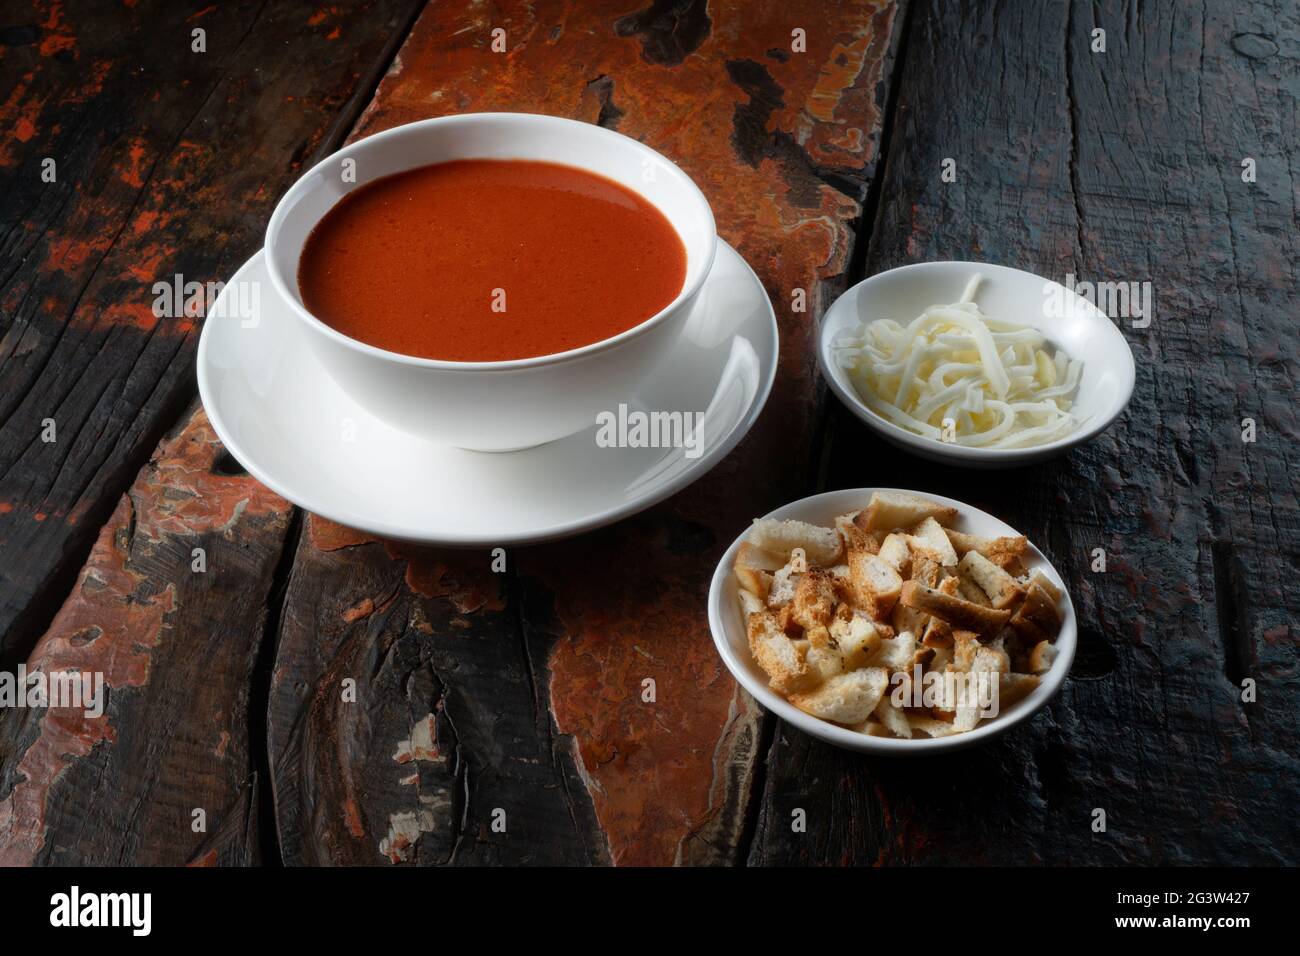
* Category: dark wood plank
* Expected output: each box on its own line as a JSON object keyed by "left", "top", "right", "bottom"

{"left": 0, "top": 0, "right": 424, "bottom": 864}
{"left": 0, "top": 0, "right": 424, "bottom": 667}
{"left": 0, "top": 410, "right": 292, "bottom": 865}
{"left": 749, "top": 0, "right": 1299, "bottom": 865}
{"left": 267, "top": 0, "right": 908, "bottom": 865}
{"left": 268, "top": 518, "right": 607, "bottom": 865}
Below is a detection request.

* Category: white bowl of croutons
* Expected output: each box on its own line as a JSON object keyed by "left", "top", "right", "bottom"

{"left": 707, "top": 488, "right": 1076, "bottom": 753}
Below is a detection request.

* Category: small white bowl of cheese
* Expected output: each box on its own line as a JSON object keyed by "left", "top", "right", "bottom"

{"left": 817, "top": 261, "right": 1135, "bottom": 467}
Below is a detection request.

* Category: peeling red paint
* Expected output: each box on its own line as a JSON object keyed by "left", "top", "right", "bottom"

{"left": 130, "top": 206, "right": 170, "bottom": 238}
{"left": 343, "top": 799, "right": 364, "bottom": 838}
{"left": 96, "top": 302, "right": 162, "bottom": 334}
{"left": 120, "top": 137, "right": 149, "bottom": 188}
{"left": 542, "top": 539, "right": 734, "bottom": 865}
{"left": 0, "top": 494, "right": 174, "bottom": 865}
{"left": 389, "top": 544, "right": 504, "bottom": 613}
{"left": 342, "top": 597, "right": 375, "bottom": 622}
{"left": 38, "top": 1, "right": 76, "bottom": 58}
{"left": 307, "top": 515, "right": 374, "bottom": 551}
{"left": 0, "top": 406, "right": 295, "bottom": 864}
{"left": 0, "top": 73, "right": 45, "bottom": 166}
{"left": 43, "top": 235, "right": 102, "bottom": 273}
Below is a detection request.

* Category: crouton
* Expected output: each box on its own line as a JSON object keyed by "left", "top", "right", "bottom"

{"left": 951, "top": 630, "right": 981, "bottom": 671}
{"left": 748, "top": 611, "right": 817, "bottom": 695}
{"left": 835, "top": 512, "right": 879, "bottom": 554}
{"left": 900, "top": 581, "right": 1012, "bottom": 636}
{"left": 992, "top": 554, "right": 1028, "bottom": 576}
{"left": 920, "top": 614, "right": 952, "bottom": 648}
{"left": 873, "top": 697, "right": 913, "bottom": 738}
{"left": 907, "top": 516, "right": 960, "bottom": 567}
{"left": 972, "top": 644, "right": 1010, "bottom": 675}
{"left": 907, "top": 715, "right": 960, "bottom": 738}
{"left": 1008, "top": 580, "right": 1062, "bottom": 642}
{"left": 738, "top": 588, "right": 765, "bottom": 617}
{"left": 806, "top": 642, "right": 845, "bottom": 682}
{"left": 956, "top": 576, "right": 992, "bottom": 607}
{"left": 804, "top": 624, "right": 833, "bottom": 649}
{"left": 789, "top": 668, "right": 890, "bottom": 724}
{"left": 791, "top": 569, "right": 838, "bottom": 629}
{"left": 877, "top": 533, "right": 912, "bottom": 574}
{"left": 735, "top": 542, "right": 782, "bottom": 598}
{"left": 958, "top": 550, "right": 1024, "bottom": 609}
{"left": 767, "top": 553, "right": 802, "bottom": 608}
{"left": 1028, "top": 640, "right": 1058, "bottom": 674}
{"left": 953, "top": 702, "right": 983, "bottom": 733}
{"left": 942, "top": 528, "right": 1028, "bottom": 560}
{"left": 848, "top": 549, "right": 903, "bottom": 619}
{"left": 890, "top": 598, "right": 929, "bottom": 637}
{"left": 869, "top": 630, "right": 917, "bottom": 671}
{"left": 830, "top": 615, "right": 882, "bottom": 670}
{"left": 1028, "top": 569, "right": 1062, "bottom": 602}
{"left": 736, "top": 541, "right": 785, "bottom": 572}
{"left": 748, "top": 518, "right": 843, "bottom": 566}
{"left": 999, "top": 672, "right": 1040, "bottom": 708}
{"left": 909, "top": 554, "right": 941, "bottom": 588}
{"left": 735, "top": 565, "right": 772, "bottom": 599}
{"left": 853, "top": 720, "right": 893, "bottom": 737}
{"left": 861, "top": 491, "right": 958, "bottom": 532}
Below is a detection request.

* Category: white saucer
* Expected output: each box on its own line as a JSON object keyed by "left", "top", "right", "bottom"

{"left": 197, "top": 240, "right": 777, "bottom": 545}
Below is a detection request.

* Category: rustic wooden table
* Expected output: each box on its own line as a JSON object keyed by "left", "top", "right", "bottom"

{"left": 0, "top": 0, "right": 1294, "bottom": 867}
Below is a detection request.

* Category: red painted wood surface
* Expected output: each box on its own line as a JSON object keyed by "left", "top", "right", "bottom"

{"left": 0, "top": 0, "right": 421, "bottom": 665}
{"left": 0, "top": 411, "right": 291, "bottom": 865}
{"left": 267, "top": 0, "right": 905, "bottom": 866}
{"left": 1, "top": 0, "right": 1295, "bottom": 867}
{"left": 0, "top": 0, "right": 420, "bottom": 864}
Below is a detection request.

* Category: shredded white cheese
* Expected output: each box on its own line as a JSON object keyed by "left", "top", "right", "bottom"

{"left": 833, "top": 276, "right": 1083, "bottom": 448}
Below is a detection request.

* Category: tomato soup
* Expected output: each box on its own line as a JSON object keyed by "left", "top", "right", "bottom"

{"left": 297, "top": 159, "right": 688, "bottom": 362}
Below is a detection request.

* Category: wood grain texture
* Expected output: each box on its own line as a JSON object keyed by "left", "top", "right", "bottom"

{"left": 267, "top": 0, "right": 907, "bottom": 865}
{"left": 0, "top": 0, "right": 422, "bottom": 864}
{"left": 268, "top": 518, "right": 608, "bottom": 866}
{"left": 0, "top": 410, "right": 291, "bottom": 865}
{"left": 0, "top": 0, "right": 423, "bottom": 666}
{"left": 6, "top": 0, "right": 1290, "bottom": 868}
{"left": 748, "top": 0, "right": 1299, "bottom": 865}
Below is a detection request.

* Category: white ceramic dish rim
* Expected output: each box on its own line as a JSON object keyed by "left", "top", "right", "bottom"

{"left": 816, "top": 260, "right": 1137, "bottom": 462}
{"left": 264, "top": 112, "right": 719, "bottom": 372}
{"left": 197, "top": 241, "right": 779, "bottom": 547}
{"left": 707, "top": 487, "right": 1078, "bottom": 753}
